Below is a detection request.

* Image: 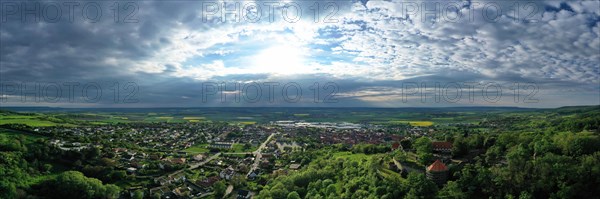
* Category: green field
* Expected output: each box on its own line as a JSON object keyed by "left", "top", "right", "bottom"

{"left": 0, "top": 129, "right": 46, "bottom": 144}
{"left": 0, "top": 106, "right": 548, "bottom": 125}
{"left": 231, "top": 143, "right": 258, "bottom": 152}
{"left": 229, "top": 121, "right": 257, "bottom": 125}
{"left": 0, "top": 115, "right": 58, "bottom": 127}
{"left": 387, "top": 120, "right": 434, "bottom": 127}
{"left": 183, "top": 144, "right": 210, "bottom": 154}
{"left": 183, "top": 116, "right": 205, "bottom": 120}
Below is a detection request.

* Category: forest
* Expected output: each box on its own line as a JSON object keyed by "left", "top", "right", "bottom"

{"left": 256, "top": 107, "right": 600, "bottom": 199}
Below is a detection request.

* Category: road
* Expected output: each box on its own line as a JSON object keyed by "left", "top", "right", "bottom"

{"left": 157, "top": 133, "right": 275, "bottom": 183}
{"left": 190, "top": 152, "right": 221, "bottom": 170}
{"left": 158, "top": 152, "right": 222, "bottom": 180}
{"left": 222, "top": 152, "right": 252, "bottom": 155}
{"left": 223, "top": 185, "right": 234, "bottom": 198}
{"left": 247, "top": 133, "right": 277, "bottom": 176}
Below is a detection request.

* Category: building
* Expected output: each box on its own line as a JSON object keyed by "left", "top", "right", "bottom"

{"left": 210, "top": 142, "right": 233, "bottom": 149}
{"left": 193, "top": 154, "right": 205, "bottom": 161}
{"left": 169, "top": 157, "right": 187, "bottom": 164}
{"left": 432, "top": 142, "right": 453, "bottom": 153}
{"left": 247, "top": 170, "right": 259, "bottom": 180}
{"left": 289, "top": 163, "right": 302, "bottom": 170}
{"left": 197, "top": 176, "right": 220, "bottom": 188}
{"left": 237, "top": 190, "right": 251, "bottom": 199}
{"left": 426, "top": 159, "right": 449, "bottom": 186}
{"left": 149, "top": 186, "right": 172, "bottom": 198}
{"left": 220, "top": 167, "right": 236, "bottom": 180}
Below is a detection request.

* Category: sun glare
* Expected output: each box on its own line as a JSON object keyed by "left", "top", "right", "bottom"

{"left": 253, "top": 44, "right": 307, "bottom": 75}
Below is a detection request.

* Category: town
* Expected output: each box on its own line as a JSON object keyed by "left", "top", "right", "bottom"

{"left": 7, "top": 118, "right": 473, "bottom": 198}
{"left": 0, "top": 106, "right": 598, "bottom": 199}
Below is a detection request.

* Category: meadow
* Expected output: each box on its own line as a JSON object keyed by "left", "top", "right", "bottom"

{"left": 0, "top": 115, "right": 58, "bottom": 127}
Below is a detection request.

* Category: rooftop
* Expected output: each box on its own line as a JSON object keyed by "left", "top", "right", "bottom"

{"left": 427, "top": 159, "right": 448, "bottom": 172}
{"left": 432, "top": 142, "right": 453, "bottom": 149}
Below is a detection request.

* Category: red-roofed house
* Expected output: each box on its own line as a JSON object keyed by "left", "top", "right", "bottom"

{"left": 432, "top": 142, "right": 453, "bottom": 153}
{"left": 426, "top": 159, "right": 449, "bottom": 186}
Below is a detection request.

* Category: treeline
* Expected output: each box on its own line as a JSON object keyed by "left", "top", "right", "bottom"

{"left": 0, "top": 133, "right": 120, "bottom": 198}
{"left": 471, "top": 131, "right": 600, "bottom": 198}
{"left": 257, "top": 107, "right": 600, "bottom": 199}
{"left": 257, "top": 150, "right": 453, "bottom": 199}
{"left": 256, "top": 152, "right": 415, "bottom": 199}
{"left": 31, "top": 171, "right": 120, "bottom": 199}
{"left": 258, "top": 132, "right": 600, "bottom": 199}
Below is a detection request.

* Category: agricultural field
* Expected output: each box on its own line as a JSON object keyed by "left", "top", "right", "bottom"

{"left": 230, "top": 121, "right": 257, "bottom": 125}
{"left": 182, "top": 116, "right": 205, "bottom": 122}
{"left": 0, "top": 107, "right": 544, "bottom": 127}
{"left": 387, "top": 120, "right": 435, "bottom": 126}
{"left": 0, "top": 115, "right": 58, "bottom": 127}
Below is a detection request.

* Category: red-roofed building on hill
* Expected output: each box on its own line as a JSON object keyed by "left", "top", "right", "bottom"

{"left": 432, "top": 141, "right": 453, "bottom": 153}
{"left": 426, "top": 159, "right": 449, "bottom": 186}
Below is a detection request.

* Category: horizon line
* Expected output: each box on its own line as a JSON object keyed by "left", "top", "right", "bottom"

{"left": 1, "top": 105, "right": 599, "bottom": 109}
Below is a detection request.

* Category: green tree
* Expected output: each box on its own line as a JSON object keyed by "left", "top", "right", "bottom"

{"left": 418, "top": 152, "right": 434, "bottom": 166}
{"left": 213, "top": 181, "right": 227, "bottom": 198}
{"left": 437, "top": 181, "right": 466, "bottom": 199}
{"left": 132, "top": 190, "right": 144, "bottom": 199}
{"left": 326, "top": 184, "right": 337, "bottom": 196}
{"left": 407, "top": 172, "right": 438, "bottom": 199}
{"left": 414, "top": 137, "right": 433, "bottom": 153}
{"left": 42, "top": 164, "right": 53, "bottom": 173}
{"left": 232, "top": 174, "right": 247, "bottom": 188}
{"left": 270, "top": 183, "right": 290, "bottom": 199}
{"left": 415, "top": 137, "right": 434, "bottom": 165}
{"left": 0, "top": 180, "right": 17, "bottom": 199}
{"left": 244, "top": 143, "right": 252, "bottom": 150}
{"left": 36, "top": 171, "right": 120, "bottom": 199}
{"left": 452, "top": 137, "right": 468, "bottom": 157}
{"left": 287, "top": 191, "right": 301, "bottom": 199}
{"left": 112, "top": 170, "right": 127, "bottom": 181}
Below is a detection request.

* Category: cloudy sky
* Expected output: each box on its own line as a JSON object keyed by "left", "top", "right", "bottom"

{"left": 0, "top": 0, "right": 598, "bottom": 108}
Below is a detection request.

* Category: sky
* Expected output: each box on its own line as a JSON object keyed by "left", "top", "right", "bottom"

{"left": 0, "top": 0, "right": 599, "bottom": 108}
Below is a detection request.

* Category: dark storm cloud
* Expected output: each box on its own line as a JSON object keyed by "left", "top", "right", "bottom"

{"left": 0, "top": 0, "right": 598, "bottom": 107}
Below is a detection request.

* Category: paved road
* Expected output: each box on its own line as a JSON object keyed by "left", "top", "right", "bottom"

{"left": 158, "top": 134, "right": 275, "bottom": 183}
{"left": 161, "top": 152, "right": 222, "bottom": 178}
{"left": 224, "top": 185, "right": 234, "bottom": 198}
{"left": 190, "top": 152, "right": 221, "bottom": 170}
{"left": 247, "top": 133, "right": 277, "bottom": 176}
{"left": 222, "top": 152, "right": 253, "bottom": 155}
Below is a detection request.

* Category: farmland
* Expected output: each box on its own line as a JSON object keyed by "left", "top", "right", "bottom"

{"left": 0, "top": 107, "right": 534, "bottom": 126}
